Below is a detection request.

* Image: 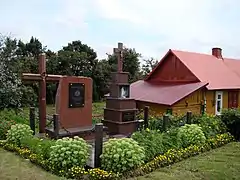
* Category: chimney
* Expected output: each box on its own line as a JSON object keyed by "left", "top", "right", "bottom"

{"left": 212, "top": 47, "right": 222, "bottom": 59}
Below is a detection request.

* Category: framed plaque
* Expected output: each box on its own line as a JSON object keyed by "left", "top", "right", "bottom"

{"left": 119, "top": 85, "right": 130, "bottom": 98}
{"left": 68, "top": 83, "right": 85, "bottom": 108}
{"left": 122, "top": 111, "right": 135, "bottom": 122}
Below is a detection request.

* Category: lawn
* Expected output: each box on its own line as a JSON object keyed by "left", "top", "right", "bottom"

{"left": 22, "top": 102, "right": 106, "bottom": 117}
{"left": 0, "top": 142, "right": 239, "bottom": 180}
{"left": 130, "top": 142, "right": 240, "bottom": 180}
{"left": 0, "top": 148, "right": 65, "bottom": 180}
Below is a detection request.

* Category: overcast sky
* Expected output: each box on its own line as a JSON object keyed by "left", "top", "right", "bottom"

{"left": 1, "top": 0, "right": 240, "bottom": 60}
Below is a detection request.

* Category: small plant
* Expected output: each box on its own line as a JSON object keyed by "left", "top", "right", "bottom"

{"left": 0, "top": 119, "right": 15, "bottom": 140}
{"left": 100, "top": 138, "right": 145, "bottom": 173}
{"left": 132, "top": 129, "right": 164, "bottom": 161}
{"left": 6, "top": 124, "right": 33, "bottom": 146}
{"left": 221, "top": 108, "right": 240, "bottom": 140}
{"left": 193, "top": 114, "right": 227, "bottom": 138}
{"left": 162, "top": 127, "right": 182, "bottom": 151}
{"left": 177, "top": 124, "right": 206, "bottom": 148}
{"left": 20, "top": 136, "right": 55, "bottom": 159}
{"left": 49, "top": 136, "right": 91, "bottom": 171}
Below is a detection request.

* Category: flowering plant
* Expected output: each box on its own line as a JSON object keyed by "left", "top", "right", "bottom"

{"left": 49, "top": 136, "right": 91, "bottom": 171}
{"left": 177, "top": 124, "right": 206, "bottom": 148}
{"left": 6, "top": 124, "right": 33, "bottom": 146}
{"left": 100, "top": 138, "right": 145, "bottom": 173}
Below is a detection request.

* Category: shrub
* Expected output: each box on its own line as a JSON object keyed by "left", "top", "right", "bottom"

{"left": 49, "top": 136, "right": 91, "bottom": 171}
{"left": 100, "top": 138, "right": 145, "bottom": 173}
{"left": 132, "top": 129, "right": 164, "bottom": 161}
{"left": 125, "top": 133, "right": 234, "bottom": 178}
{"left": 0, "top": 109, "right": 28, "bottom": 124}
{"left": 177, "top": 124, "right": 206, "bottom": 148}
{"left": 0, "top": 119, "right": 15, "bottom": 140}
{"left": 6, "top": 124, "right": 33, "bottom": 146}
{"left": 162, "top": 127, "right": 182, "bottom": 151}
{"left": 20, "top": 136, "right": 55, "bottom": 159}
{"left": 193, "top": 114, "right": 227, "bottom": 138}
{"left": 221, "top": 108, "right": 240, "bottom": 140}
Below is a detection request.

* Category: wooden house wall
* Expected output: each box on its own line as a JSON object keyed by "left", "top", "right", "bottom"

{"left": 148, "top": 53, "right": 199, "bottom": 83}
{"left": 205, "top": 90, "right": 240, "bottom": 115}
{"left": 136, "top": 101, "right": 169, "bottom": 116}
{"left": 172, "top": 89, "right": 204, "bottom": 115}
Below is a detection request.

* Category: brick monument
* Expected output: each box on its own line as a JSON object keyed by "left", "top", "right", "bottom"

{"left": 102, "top": 42, "right": 139, "bottom": 135}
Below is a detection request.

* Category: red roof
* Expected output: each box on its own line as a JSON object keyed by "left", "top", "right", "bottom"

{"left": 130, "top": 81, "right": 208, "bottom": 106}
{"left": 146, "top": 49, "right": 240, "bottom": 90}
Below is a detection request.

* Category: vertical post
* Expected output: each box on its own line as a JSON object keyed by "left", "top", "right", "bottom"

{"left": 94, "top": 123, "right": 103, "bottom": 168}
{"left": 39, "top": 53, "right": 47, "bottom": 133}
{"left": 186, "top": 111, "right": 192, "bottom": 124}
{"left": 144, "top": 106, "right": 149, "bottom": 129}
{"left": 53, "top": 114, "right": 59, "bottom": 137}
{"left": 162, "top": 114, "right": 169, "bottom": 132}
{"left": 29, "top": 107, "right": 35, "bottom": 135}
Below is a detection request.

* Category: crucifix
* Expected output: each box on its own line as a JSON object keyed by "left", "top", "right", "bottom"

{"left": 22, "top": 53, "right": 62, "bottom": 133}
{"left": 113, "top": 42, "right": 124, "bottom": 72}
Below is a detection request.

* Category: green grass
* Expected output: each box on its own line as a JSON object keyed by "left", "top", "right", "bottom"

{"left": 129, "top": 142, "right": 240, "bottom": 180}
{"left": 21, "top": 102, "right": 106, "bottom": 117}
{"left": 0, "top": 148, "right": 65, "bottom": 180}
{"left": 0, "top": 142, "right": 239, "bottom": 180}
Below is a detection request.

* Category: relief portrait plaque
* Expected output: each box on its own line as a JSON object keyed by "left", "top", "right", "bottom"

{"left": 119, "top": 85, "right": 130, "bottom": 98}
{"left": 68, "top": 83, "right": 85, "bottom": 108}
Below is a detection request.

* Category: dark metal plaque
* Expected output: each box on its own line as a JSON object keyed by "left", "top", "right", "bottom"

{"left": 122, "top": 111, "right": 135, "bottom": 122}
{"left": 68, "top": 83, "right": 85, "bottom": 108}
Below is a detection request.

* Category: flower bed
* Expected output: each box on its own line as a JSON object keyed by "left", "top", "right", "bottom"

{"left": 0, "top": 132, "right": 234, "bottom": 180}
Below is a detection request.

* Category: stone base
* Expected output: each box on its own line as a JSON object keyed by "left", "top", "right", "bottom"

{"left": 45, "top": 125, "right": 108, "bottom": 140}
{"left": 102, "top": 119, "right": 138, "bottom": 135}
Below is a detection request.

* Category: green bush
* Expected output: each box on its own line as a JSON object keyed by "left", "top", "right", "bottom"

{"left": 20, "top": 136, "right": 55, "bottom": 159}
{"left": 49, "top": 136, "right": 91, "bottom": 171}
{"left": 221, "top": 108, "right": 240, "bottom": 140}
{"left": 6, "top": 124, "right": 33, "bottom": 146}
{"left": 192, "top": 114, "right": 227, "bottom": 138}
{"left": 177, "top": 124, "right": 206, "bottom": 148}
{"left": 162, "top": 127, "right": 182, "bottom": 151}
{"left": 0, "top": 119, "right": 15, "bottom": 140}
{"left": 100, "top": 138, "right": 145, "bottom": 173}
{"left": 0, "top": 109, "right": 28, "bottom": 124}
{"left": 132, "top": 129, "right": 164, "bottom": 161}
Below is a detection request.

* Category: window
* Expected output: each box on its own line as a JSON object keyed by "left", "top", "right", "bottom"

{"left": 215, "top": 91, "right": 223, "bottom": 115}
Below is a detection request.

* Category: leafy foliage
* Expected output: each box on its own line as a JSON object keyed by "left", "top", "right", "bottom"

{"left": 6, "top": 124, "right": 33, "bottom": 146}
{"left": 221, "top": 108, "right": 240, "bottom": 140}
{"left": 0, "top": 119, "right": 15, "bottom": 140}
{"left": 177, "top": 124, "right": 206, "bottom": 148}
{"left": 131, "top": 129, "right": 164, "bottom": 161}
{"left": 49, "top": 136, "right": 91, "bottom": 171}
{"left": 20, "top": 136, "right": 55, "bottom": 159}
{"left": 100, "top": 138, "right": 145, "bottom": 173}
{"left": 192, "top": 114, "right": 227, "bottom": 138}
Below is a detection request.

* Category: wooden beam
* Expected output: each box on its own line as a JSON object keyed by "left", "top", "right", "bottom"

{"left": 22, "top": 73, "right": 62, "bottom": 82}
{"left": 22, "top": 73, "right": 41, "bottom": 81}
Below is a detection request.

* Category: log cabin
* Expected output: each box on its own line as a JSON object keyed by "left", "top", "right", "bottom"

{"left": 130, "top": 47, "right": 240, "bottom": 115}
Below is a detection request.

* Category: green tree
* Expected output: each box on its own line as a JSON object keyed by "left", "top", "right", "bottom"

{"left": 107, "top": 47, "right": 142, "bottom": 83}
{"left": 142, "top": 57, "right": 159, "bottom": 77}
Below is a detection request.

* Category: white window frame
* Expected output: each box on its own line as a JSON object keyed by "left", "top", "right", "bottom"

{"left": 215, "top": 91, "right": 223, "bottom": 115}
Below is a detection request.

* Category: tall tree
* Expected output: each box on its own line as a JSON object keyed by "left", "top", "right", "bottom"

{"left": 142, "top": 57, "right": 159, "bottom": 77}
{"left": 107, "top": 47, "right": 142, "bottom": 83}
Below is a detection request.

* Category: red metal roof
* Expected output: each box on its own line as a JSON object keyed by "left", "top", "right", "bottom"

{"left": 130, "top": 81, "right": 208, "bottom": 106}
{"left": 146, "top": 49, "right": 240, "bottom": 90}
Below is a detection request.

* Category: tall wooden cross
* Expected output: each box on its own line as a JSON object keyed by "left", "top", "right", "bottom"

{"left": 113, "top": 42, "right": 124, "bottom": 72}
{"left": 22, "top": 53, "right": 62, "bottom": 133}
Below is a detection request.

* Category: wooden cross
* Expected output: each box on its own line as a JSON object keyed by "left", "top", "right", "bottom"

{"left": 113, "top": 42, "right": 124, "bottom": 72}
{"left": 22, "top": 53, "right": 62, "bottom": 133}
